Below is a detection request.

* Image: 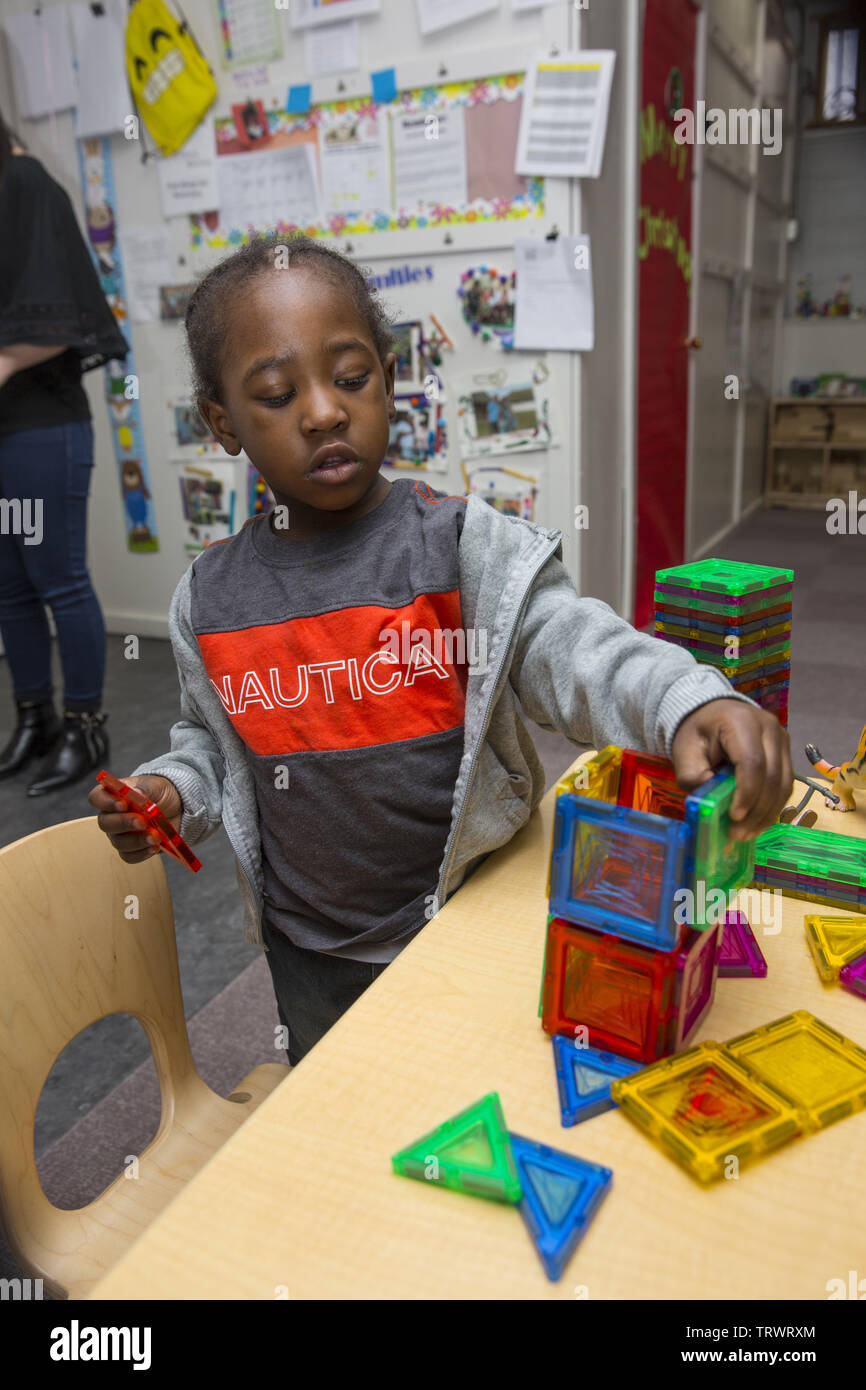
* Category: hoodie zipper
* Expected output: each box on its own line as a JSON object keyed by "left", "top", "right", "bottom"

{"left": 435, "top": 529, "right": 561, "bottom": 907}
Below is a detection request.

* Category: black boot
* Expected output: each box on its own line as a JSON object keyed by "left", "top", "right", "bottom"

{"left": 0, "top": 699, "right": 63, "bottom": 779}
{"left": 27, "top": 710, "right": 109, "bottom": 797}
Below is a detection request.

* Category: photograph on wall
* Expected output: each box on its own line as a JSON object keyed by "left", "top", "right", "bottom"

{"left": 177, "top": 461, "right": 237, "bottom": 555}
{"left": 391, "top": 320, "right": 424, "bottom": 385}
{"left": 465, "top": 463, "right": 539, "bottom": 522}
{"left": 231, "top": 99, "right": 271, "bottom": 147}
{"left": 160, "top": 283, "right": 197, "bottom": 321}
{"left": 458, "top": 265, "right": 515, "bottom": 343}
{"left": 455, "top": 370, "right": 551, "bottom": 457}
{"left": 173, "top": 398, "right": 218, "bottom": 447}
{"left": 384, "top": 390, "right": 448, "bottom": 472}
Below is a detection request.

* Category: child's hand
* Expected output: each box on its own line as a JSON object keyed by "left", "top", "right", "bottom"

{"left": 671, "top": 700, "right": 793, "bottom": 841}
{"left": 88, "top": 774, "right": 183, "bottom": 864}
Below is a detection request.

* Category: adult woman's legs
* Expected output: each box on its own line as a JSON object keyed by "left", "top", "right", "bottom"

{"left": 0, "top": 421, "right": 108, "bottom": 792}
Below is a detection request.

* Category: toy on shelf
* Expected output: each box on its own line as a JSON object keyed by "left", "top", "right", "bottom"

{"left": 552, "top": 1035, "right": 643, "bottom": 1126}
{"left": 753, "top": 822, "right": 866, "bottom": 913}
{"left": 804, "top": 914, "right": 866, "bottom": 984}
{"left": 805, "top": 723, "right": 866, "bottom": 812}
{"left": 391, "top": 1092, "right": 521, "bottom": 1203}
{"left": 96, "top": 770, "right": 201, "bottom": 872}
{"left": 508, "top": 1133, "right": 612, "bottom": 1281}
{"left": 611, "top": 1011, "right": 866, "bottom": 1183}
{"left": 549, "top": 746, "right": 755, "bottom": 952}
{"left": 718, "top": 911, "right": 767, "bottom": 978}
{"left": 654, "top": 559, "right": 794, "bottom": 729}
{"left": 795, "top": 274, "right": 815, "bottom": 318}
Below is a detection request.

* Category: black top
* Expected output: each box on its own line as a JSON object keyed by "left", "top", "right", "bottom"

{"left": 0, "top": 155, "right": 130, "bottom": 437}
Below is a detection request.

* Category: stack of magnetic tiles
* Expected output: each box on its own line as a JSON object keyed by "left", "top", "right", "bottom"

{"left": 654, "top": 558, "right": 793, "bottom": 727}
{"left": 539, "top": 744, "right": 757, "bottom": 1120}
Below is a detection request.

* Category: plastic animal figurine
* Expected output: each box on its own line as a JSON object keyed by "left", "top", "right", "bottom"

{"left": 805, "top": 724, "right": 866, "bottom": 811}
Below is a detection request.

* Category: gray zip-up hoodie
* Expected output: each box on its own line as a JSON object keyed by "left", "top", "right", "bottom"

{"left": 131, "top": 494, "right": 753, "bottom": 950}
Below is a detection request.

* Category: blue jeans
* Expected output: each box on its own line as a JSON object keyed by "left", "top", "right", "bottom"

{"left": 0, "top": 421, "right": 106, "bottom": 711}
{"left": 262, "top": 917, "right": 388, "bottom": 1066}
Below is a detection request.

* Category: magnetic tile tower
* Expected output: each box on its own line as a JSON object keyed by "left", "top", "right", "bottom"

{"left": 653, "top": 558, "right": 793, "bottom": 727}
{"left": 540, "top": 746, "right": 757, "bottom": 1123}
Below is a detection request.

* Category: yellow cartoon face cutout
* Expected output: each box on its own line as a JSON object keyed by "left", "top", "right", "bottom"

{"left": 133, "top": 25, "right": 187, "bottom": 107}
{"left": 125, "top": 0, "right": 216, "bottom": 156}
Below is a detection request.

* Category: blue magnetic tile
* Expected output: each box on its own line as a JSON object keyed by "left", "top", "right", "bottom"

{"left": 549, "top": 791, "right": 690, "bottom": 950}
{"left": 552, "top": 1036, "right": 643, "bottom": 1126}
{"left": 371, "top": 66, "right": 398, "bottom": 104}
{"left": 287, "top": 84, "right": 312, "bottom": 113}
{"left": 508, "top": 1133, "right": 613, "bottom": 1282}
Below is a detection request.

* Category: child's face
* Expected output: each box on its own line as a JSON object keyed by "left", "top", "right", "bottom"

{"left": 199, "top": 266, "right": 396, "bottom": 530}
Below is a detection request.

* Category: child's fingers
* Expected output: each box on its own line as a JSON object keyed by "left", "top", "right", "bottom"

{"left": 717, "top": 721, "right": 767, "bottom": 830}
{"left": 727, "top": 715, "right": 792, "bottom": 838}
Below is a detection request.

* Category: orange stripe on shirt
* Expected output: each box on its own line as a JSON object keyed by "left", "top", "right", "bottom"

{"left": 197, "top": 591, "right": 467, "bottom": 755}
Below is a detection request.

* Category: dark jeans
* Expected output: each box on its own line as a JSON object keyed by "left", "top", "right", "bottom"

{"left": 262, "top": 917, "right": 388, "bottom": 1067}
{"left": 0, "top": 421, "right": 105, "bottom": 712}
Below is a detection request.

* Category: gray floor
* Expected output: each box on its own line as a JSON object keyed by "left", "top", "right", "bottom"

{"left": 0, "top": 503, "right": 862, "bottom": 1288}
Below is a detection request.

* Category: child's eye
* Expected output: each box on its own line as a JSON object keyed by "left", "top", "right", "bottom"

{"left": 260, "top": 392, "right": 294, "bottom": 407}
{"left": 338, "top": 374, "right": 369, "bottom": 389}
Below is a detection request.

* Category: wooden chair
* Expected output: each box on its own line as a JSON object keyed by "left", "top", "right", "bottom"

{"left": 0, "top": 816, "right": 288, "bottom": 1299}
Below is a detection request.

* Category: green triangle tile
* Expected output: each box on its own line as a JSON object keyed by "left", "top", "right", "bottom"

{"left": 391, "top": 1092, "right": 522, "bottom": 1203}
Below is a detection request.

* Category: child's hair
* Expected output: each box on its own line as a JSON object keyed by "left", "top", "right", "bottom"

{"left": 184, "top": 232, "right": 394, "bottom": 404}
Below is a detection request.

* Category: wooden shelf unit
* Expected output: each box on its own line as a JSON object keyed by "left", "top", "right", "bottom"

{"left": 765, "top": 397, "right": 866, "bottom": 508}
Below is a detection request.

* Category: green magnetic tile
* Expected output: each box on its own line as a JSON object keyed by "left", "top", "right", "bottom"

{"left": 653, "top": 588, "right": 793, "bottom": 617}
{"left": 392, "top": 1092, "right": 522, "bottom": 1203}
{"left": 655, "top": 558, "right": 794, "bottom": 597}
{"left": 754, "top": 824, "right": 866, "bottom": 890}
{"left": 690, "top": 773, "right": 756, "bottom": 900}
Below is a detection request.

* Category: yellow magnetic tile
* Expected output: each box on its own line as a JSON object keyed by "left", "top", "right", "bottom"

{"left": 554, "top": 744, "right": 623, "bottom": 805}
{"left": 610, "top": 1042, "right": 801, "bottom": 1184}
{"left": 725, "top": 1011, "right": 866, "bottom": 1131}
{"left": 804, "top": 915, "right": 866, "bottom": 984}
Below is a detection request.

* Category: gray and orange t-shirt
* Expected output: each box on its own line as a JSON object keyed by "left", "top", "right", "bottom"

{"left": 189, "top": 479, "right": 469, "bottom": 961}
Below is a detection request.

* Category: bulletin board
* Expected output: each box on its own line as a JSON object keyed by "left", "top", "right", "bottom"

{"left": 190, "top": 70, "right": 544, "bottom": 251}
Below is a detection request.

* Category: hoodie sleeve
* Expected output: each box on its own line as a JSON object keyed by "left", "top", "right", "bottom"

{"left": 508, "top": 548, "right": 758, "bottom": 758}
{"left": 128, "top": 566, "right": 227, "bottom": 846}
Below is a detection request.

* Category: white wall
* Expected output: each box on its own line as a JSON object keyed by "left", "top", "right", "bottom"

{"left": 1, "top": 0, "right": 583, "bottom": 640}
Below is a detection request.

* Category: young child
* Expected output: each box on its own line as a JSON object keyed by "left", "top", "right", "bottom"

{"left": 90, "top": 234, "right": 792, "bottom": 1066}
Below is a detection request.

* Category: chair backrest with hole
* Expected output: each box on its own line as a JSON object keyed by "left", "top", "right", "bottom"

{"left": 0, "top": 816, "right": 194, "bottom": 1262}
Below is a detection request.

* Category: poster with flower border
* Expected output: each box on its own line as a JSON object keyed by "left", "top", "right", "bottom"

{"left": 189, "top": 72, "right": 543, "bottom": 249}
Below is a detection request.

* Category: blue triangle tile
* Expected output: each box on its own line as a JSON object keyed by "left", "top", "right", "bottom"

{"left": 509, "top": 1133, "right": 613, "bottom": 1281}
{"left": 553, "top": 1035, "right": 644, "bottom": 1126}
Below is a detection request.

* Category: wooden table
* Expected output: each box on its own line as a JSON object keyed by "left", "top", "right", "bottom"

{"left": 90, "top": 767, "right": 866, "bottom": 1300}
